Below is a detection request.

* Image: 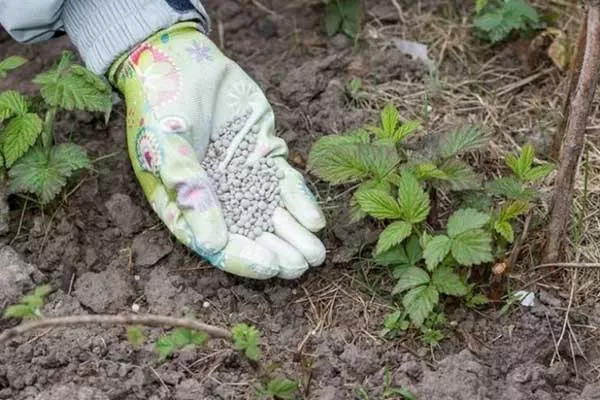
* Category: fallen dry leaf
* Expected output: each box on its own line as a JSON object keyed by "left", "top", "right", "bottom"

{"left": 546, "top": 28, "right": 570, "bottom": 71}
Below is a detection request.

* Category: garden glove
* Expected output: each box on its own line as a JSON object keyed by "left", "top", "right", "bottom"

{"left": 107, "top": 22, "right": 327, "bottom": 279}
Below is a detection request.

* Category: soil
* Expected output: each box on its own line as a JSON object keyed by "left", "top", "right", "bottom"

{"left": 0, "top": 1, "right": 599, "bottom": 399}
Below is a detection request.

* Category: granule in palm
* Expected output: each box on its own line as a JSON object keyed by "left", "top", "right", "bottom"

{"left": 201, "top": 116, "right": 283, "bottom": 238}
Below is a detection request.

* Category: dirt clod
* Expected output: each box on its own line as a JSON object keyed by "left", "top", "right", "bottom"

{"left": 132, "top": 230, "right": 173, "bottom": 267}
{"left": 105, "top": 193, "right": 144, "bottom": 236}
{"left": 73, "top": 260, "right": 134, "bottom": 313}
{"left": 0, "top": 245, "right": 43, "bottom": 312}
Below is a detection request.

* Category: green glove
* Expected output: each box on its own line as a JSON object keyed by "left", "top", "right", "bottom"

{"left": 108, "top": 22, "right": 326, "bottom": 280}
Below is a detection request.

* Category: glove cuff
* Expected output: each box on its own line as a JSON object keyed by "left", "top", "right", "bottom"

{"left": 62, "top": 0, "right": 210, "bottom": 76}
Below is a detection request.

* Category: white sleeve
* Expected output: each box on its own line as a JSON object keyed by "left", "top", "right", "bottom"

{"left": 0, "top": 0, "right": 65, "bottom": 43}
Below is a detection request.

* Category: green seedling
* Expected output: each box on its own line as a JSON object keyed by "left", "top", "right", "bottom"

{"left": 473, "top": 0, "right": 543, "bottom": 43}
{"left": 323, "top": 0, "right": 361, "bottom": 39}
{"left": 0, "top": 51, "right": 112, "bottom": 205}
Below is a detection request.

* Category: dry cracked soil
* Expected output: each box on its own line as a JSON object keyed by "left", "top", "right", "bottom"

{"left": 1, "top": 1, "right": 599, "bottom": 399}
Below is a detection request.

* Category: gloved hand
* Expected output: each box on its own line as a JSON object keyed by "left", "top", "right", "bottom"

{"left": 107, "top": 22, "right": 326, "bottom": 279}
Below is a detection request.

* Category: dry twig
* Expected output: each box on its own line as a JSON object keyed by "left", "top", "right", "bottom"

{"left": 0, "top": 314, "right": 232, "bottom": 344}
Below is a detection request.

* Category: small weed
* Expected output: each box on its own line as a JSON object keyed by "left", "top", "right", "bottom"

{"left": 323, "top": 0, "right": 361, "bottom": 39}
{"left": 356, "top": 368, "right": 416, "bottom": 399}
{"left": 308, "top": 102, "right": 553, "bottom": 334}
{"left": 232, "top": 323, "right": 262, "bottom": 361}
{"left": 0, "top": 51, "right": 112, "bottom": 205}
{"left": 473, "top": 0, "right": 543, "bottom": 43}
{"left": 2, "top": 284, "right": 51, "bottom": 319}
{"left": 255, "top": 377, "right": 300, "bottom": 400}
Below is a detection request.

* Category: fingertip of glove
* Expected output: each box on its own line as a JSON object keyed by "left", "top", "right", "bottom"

{"left": 307, "top": 245, "right": 327, "bottom": 267}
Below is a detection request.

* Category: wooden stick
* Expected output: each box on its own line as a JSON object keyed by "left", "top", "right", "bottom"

{"left": 0, "top": 314, "right": 232, "bottom": 344}
{"left": 544, "top": 1, "right": 600, "bottom": 263}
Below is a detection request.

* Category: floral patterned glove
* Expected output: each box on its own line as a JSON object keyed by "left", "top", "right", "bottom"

{"left": 108, "top": 22, "right": 326, "bottom": 279}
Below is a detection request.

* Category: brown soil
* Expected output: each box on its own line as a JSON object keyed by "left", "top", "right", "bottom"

{"left": 1, "top": 1, "right": 599, "bottom": 399}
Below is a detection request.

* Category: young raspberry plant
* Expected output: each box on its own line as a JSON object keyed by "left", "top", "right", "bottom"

{"left": 473, "top": 0, "right": 543, "bottom": 43}
{"left": 0, "top": 51, "right": 112, "bottom": 205}
{"left": 308, "top": 103, "right": 554, "bottom": 330}
{"left": 323, "top": 0, "right": 362, "bottom": 39}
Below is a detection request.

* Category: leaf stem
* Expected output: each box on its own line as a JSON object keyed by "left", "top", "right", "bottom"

{"left": 42, "top": 106, "right": 57, "bottom": 149}
{"left": 0, "top": 313, "right": 232, "bottom": 344}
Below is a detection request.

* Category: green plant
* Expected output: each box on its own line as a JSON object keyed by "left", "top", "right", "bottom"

{"left": 0, "top": 51, "right": 112, "bottom": 205}
{"left": 255, "top": 377, "right": 299, "bottom": 400}
{"left": 355, "top": 368, "right": 416, "bottom": 400}
{"left": 232, "top": 323, "right": 262, "bottom": 361}
{"left": 155, "top": 327, "right": 209, "bottom": 360}
{"left": 473, "top": 0, "right": 542, "bottom": 43}
{"left": 307, "top": 103, "right": 553, "bottom": 330}
{"left": 323, "top": 0, "right": 361, "bottom": 39}
{"left": 3, "top": 284, "right": 51, "bottom": 319}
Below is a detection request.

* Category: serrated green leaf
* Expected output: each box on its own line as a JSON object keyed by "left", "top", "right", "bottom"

{"left": 522, "top": 164, "right": 554, "bottom": 181}
{"left": 8, "top": 143, "right": 90, "bottom": 204}
{"left": 3, "top": 304, "right": 35, "bottom": 319}
{"left": 469, "top": 293, "right": 489, "bottom": 306}
{"left": 33, "top": 284, "right": 52, "bottom": 298}
{"left": 355, "top": 189, "right": 402, "bottom": 219}
{"left": 423, "top": 235, "right": 451, "bottom": 271}
{"left": 33, "top": 51, "right": 112, "bottom": 112}
{"left": 414, "top": 163, "right": 447, "bottom": 180}
{"left": 50, "top": 143, "right": 91, "bottom": 177}
{"left": 420, "top": 231, "right": 433, "bottom": 249}
{"left": 308, "top": 143, "right": 368, "bottom": 184}
{"left": 350, "top": 179, "right": 391, "bottom": 222}
{"left": 266, "top": 378, "right": 299, "bottom": 399}
{"left": 473, "top": 0, "right": 540, "bottom": 43}
{"left": 447, "top": 208, "right": 490, "bottom": 238}
{"left": 231, "top": 323, "right": 261, "bottom": 361}
{"left": 376, "top": 245, "right": 409, "bottom": 267}
{"left": 325, "top": 3, "right": 343, "bottom": 36}
{"left": 516, "top": 143, "right": 535, "bottom": 177}
{"left": 397, "top": 170, "right": 430, "bottom": 223}
{"left": 21, "top": 294, "right": 43, "bottom": 310}
{"left": 155, "top": 336, "right": 176, "bottom": 360}
{"left": 451, "top": 229, "right": 493, "bottom": 266}
{"left": 438, "top": 159, "right": 482, "bottom": 191}
{"left": 393, "top": 267, "right": 430, "bottom": 294}
{"left": 360, "top": 142, "right": 401, "bottom": 180}
{"left": 432, "top": 266, "right": 468, "bottom": 296}
{"left": 0, "top": 90, "right": 27, "bottom": 120}
{"left": 0, "top": 56, "right": 27, "bottom": 77}
{"left": 170, "top": 328, "right": 194, "bottom": 347}
{"left": 127, "top": 326, "right": 146, "bottom": 347}
{"left": 2, "top": 113, "right": 43, "bottom": 166}
{"left": 475, "top": 0, "right": 488, "bottom": 13}
{"left": 379, "top": 103, "right": 399, "bottom": 139}
{"left": 486, "top": 176, "right": 535, "bottom": 200}
{"left": 8, "top": 148, "right": 59, "bottom": 203}
{"left": 459, "top": 191, "right": 492, "bottom": 211}
{"left": 505, "top": 0, "right": 539, "bottom": 23}
{"left": 438, "top": 126, "right": 487, "bottom": 158}
{"left": 375, "top": 220, "right": 412, "bottom": 255}
{"left": 499, "top": 200, "right": 529, "bottom": 221}
{"left": 402, "top": 285, "right": 439, "bottom": 327}
{"left": 405, "top": 235, "right": 423, "bottom": 265}
{"left": 392, "top": 120, "right": 420, "bottom": 143}
{"left": 155, "top": 328, "right": 207, "bottom": 360}
{"left": 494, "top": 220, "right": 514, "bottom": 242}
